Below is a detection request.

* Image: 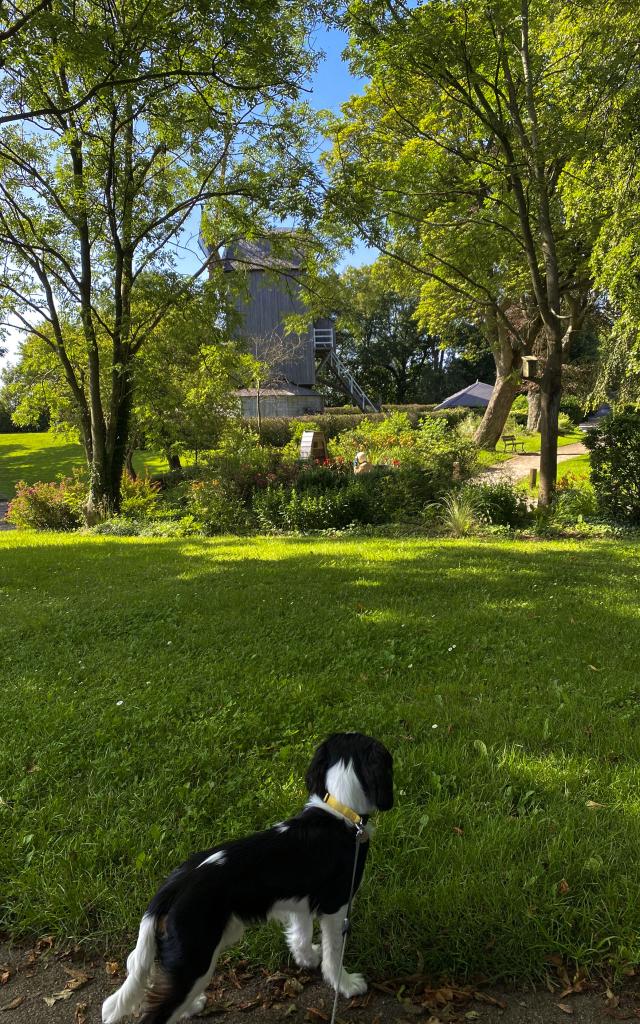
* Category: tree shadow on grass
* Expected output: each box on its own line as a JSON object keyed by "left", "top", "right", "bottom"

{"left": 1, "top": 534, "right": 640, "bottom": 975}
{"left": 0, "top": 438, "right": 85, "bottom": 498}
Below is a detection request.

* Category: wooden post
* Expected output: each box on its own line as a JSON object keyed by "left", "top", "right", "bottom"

{"left": 529, "top": 468, "right": 537, "bottom": 489}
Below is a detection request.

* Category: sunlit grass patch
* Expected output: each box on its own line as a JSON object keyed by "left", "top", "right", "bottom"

{"left": 0, "top": 432, "right": 170, "bottom": 498}
{"left": 1, "top": 532, "right": 639, "bottom": 980}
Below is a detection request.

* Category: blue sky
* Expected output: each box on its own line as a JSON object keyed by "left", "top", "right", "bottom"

{"left": 0, "top": 26, "right": 372, "bottom": 369}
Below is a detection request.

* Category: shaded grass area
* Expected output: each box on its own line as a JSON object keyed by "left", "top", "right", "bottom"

{"left": 0, "top": 433, "right": 166, "bottom": 498}
{"left": 1, "top": 533, "right": 640, "bottom": 980}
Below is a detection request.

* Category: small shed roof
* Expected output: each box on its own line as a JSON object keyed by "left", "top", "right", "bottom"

{"left": 434, "top": 380, "right": 494, "bottom": 410}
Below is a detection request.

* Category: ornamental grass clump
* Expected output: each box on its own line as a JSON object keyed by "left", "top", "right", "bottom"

{"left": 434, "top": 491, "right": 483, "bottom": 536}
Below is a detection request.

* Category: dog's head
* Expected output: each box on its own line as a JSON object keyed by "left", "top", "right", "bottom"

{"left": 305, "top": 732, "right": 394, "bottom": 815}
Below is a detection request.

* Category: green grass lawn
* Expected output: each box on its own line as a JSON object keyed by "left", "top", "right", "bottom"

{"left": 477, "top": 428, "right": 584, "bottom": 467}
{"left": 516, "top": 454, "right": 592, "bottom": 493}
{"left": 2, "top": 532, "right": 640, "bottom": 981}
{"left": 0, "top": 433, "right": 168, "bottom": 499}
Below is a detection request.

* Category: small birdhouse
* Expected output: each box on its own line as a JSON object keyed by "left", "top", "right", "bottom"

{"left": 300, "top": 430, "right": 328, "bottom": 462}
{"left": 521, "top": 356, "right": 539, "bottom": 380}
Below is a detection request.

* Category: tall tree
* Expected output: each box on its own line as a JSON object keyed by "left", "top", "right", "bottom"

{"left": 0, "top": 0, "right": 318, "bottom": 518}
{"left": 324, "top": 0, "right": 600, "bottom": 502}
{"left": 330, "top": 264, "right": 446, "bottom": 404}
{"left": 5, "top": 280, "right": 257, "bottom": 461}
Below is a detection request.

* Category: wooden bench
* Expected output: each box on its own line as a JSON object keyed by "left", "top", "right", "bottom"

{"left": 501, "top": 434, "right": 525, "bottom": 453}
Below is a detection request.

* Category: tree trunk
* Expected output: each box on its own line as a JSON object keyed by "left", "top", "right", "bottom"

{"left": 527, "top": 388, "right": 541, "bottom": 432}
{"left": 125, "top": 449, "right": 137, "bottom": 480}
{"left": 167, "top": 452, "right": 182, "bottom": 471}
{"left": 474, "top": 373, "right": 521, "bottom": 448}
{"left": 86, "top": 450, "right": 117, "bottom": 524}
{"left": 538, "top": 348, "right": 562, "bottom": 506}
{"left": 474, "top": 310, "right": 522, "bottom": 449}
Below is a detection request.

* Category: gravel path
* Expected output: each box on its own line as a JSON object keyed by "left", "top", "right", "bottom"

{"left": 1, "top": 938, "right": 638, "bottom": 1024}
{"left": 0, "top": 500, "right": 15, "bottom": 530}
{"left": 479, "top": 441, "right": 588, "bottom": 485}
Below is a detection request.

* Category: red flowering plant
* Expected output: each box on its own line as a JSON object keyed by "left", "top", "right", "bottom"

{"left": 7, "top": 472, "right": 86, "bottom": 530}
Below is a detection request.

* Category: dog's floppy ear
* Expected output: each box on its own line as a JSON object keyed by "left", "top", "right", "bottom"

{"left": 305, "top": 740, "right": 330, "bottom": 797}
{"left": 361, "top": 742, "right": 394, "bottom": 811}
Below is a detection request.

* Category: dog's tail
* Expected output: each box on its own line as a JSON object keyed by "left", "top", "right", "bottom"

{"left": 101, "top": 913, "right": 157, "bottom": 1023}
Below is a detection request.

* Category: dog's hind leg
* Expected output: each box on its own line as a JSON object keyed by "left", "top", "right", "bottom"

{"left": 139, "top": 914, "right": 245, "bottom": 1024}
{"left": 284, "top": 910, "right": 321, "bottom": 968}
{"left": 102, "top": 914, "right": 157, "bottom": 1023}
{"left": 319, "top": 908, "right": 367, "bottom": 998}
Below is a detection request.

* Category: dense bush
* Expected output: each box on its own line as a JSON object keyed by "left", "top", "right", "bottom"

{"left": 253, "top": 479, "right": 379, "bottom": 531}
{"left": 329, "top": 411, "right": 477, "bottom": 477}
{"left": 185, "top": 478, "right": 250, "bottom": 534}
{"left": 551, "top": 487, "right": 597, "bottom": 524}
{"left": 120, "top": 476, "right": 162, "bottom": 518}
{"left": 584, "top": 411, "right": 640, "bottom": 523}
{"left": 243, "top": 412, "right": 386, "bottom": 447}
{"left": 461, "top": 481, "right": 530, "bottom": 527}
{"left": 6, "top": 475, "right": 85, "bottom": 530}
{"left": 557, "top": 412, "right": 574, "bottom": 435}
{"left": 243, "top": 406, "right": 446, "bottom": 449}
{"left": 511, "top": 394, "right": 529, "bottom": 427}
{"left": 559, "top": 395, "right": 589, "bottom": 425}
{"left": 89, "top": 515, "right": 201, "bottom": 537}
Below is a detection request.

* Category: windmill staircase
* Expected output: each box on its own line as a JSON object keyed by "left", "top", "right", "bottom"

{"left": 313, "top": 327, "right": 379, "bottom": 412}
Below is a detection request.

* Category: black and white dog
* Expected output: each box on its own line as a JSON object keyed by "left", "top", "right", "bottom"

{"left": 102, "top": 732, "right": 393, "bottom": 1024}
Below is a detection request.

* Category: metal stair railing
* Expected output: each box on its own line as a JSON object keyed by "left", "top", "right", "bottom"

{"left": 313, "top": 327, "right": 379, "bottom": 412}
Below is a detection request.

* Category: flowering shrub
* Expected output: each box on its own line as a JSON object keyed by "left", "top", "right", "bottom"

{"left": 7, "top": 474, "right": 85, "bottom": 530}
{"left": 185, "top": 478, "right": 250, "bottom": 534}
{"left": 120, "top": 475, "right": 162, "bottom": 518}
{"left": 328, "top": 412, "right": 477, "bottom": 481}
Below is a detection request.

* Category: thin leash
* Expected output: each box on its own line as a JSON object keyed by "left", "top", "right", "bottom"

{"left": 329, "top": 821, "right": 366, "bottom": 1024}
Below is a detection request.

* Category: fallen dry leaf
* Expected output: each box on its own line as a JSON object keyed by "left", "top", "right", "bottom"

{"left": 588, "top": 665, "right": 601, "bottom": 672}
{"left": 0, "top": 973, "right": 10, "bottom": 988}
{"left": 306, "top": 1008, "right": 329, "bottom": 1022}
{"left": 585, "top": 800, "right": 606, "bottom": 810}
{"left": 556, "top": 1003, "right": 574, "bottom": 1015}
{"left": 43, "top": 968, "right": 91, "bottom": 1006}
{"left": 284, "top": 977, "right": 304, "bottom": 998}
{"left": 43, "top": 990, "right": 75, "bottom": 1007}
{"left": 452, "top": 826, "right": 464, "bottom": 836}
{"left": 1, "top": 996, "right": 24, "bottom": 1012}
{"left": 105, "top": 961, "right": 120, "bottom": 976}
{"left": 74, "top": 1002, "right": 88, "bottom": 1024}
{"left": 558, "top": 878, "right": 570, "bottom": 895}
{"left": 606, "top": 987, "right": 620, "bottom": 1009}
{"left": 475, "top": 991, "right": 508, "bottom": 1009}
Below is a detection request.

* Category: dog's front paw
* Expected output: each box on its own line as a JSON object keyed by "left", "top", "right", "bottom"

{"left": 337, "top": 971, "right": 367, "bottom": 998}
{"left": 295, "top": 943, "right": 322, "bottom": 969}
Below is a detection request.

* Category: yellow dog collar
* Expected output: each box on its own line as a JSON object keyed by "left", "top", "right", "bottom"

{"left": 323, "top": 793, "right": 366, "bottom": 831}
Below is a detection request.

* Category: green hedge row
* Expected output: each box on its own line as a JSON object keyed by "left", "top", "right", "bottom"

{"left": 243, "top": 406, "right": 472, "bottom": 448}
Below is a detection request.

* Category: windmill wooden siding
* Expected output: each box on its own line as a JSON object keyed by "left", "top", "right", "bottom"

{"left": 234, "top": 268, "right": 317, "bottom": 386}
